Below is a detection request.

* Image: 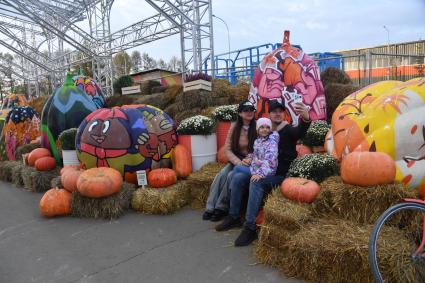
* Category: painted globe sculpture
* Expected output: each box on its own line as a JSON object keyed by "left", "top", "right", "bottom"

{"left": 41, "top": 73, "right": 102, "bottom": 163}
{"left": 3, "top": 106, "right": 40, "bottom": 160}
{"left": 248, "top": 30, "right": 326, "bottom": 125}
{"left": 76, "top": 104, "right": 177, "bottom": 184}
{"left": 72, "top": 71, "right": 106, "bottom": 109}
{"left": 326, "top": 78, "right": 425, "bottom": 189}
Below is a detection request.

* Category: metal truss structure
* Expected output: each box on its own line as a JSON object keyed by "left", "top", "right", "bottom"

{"left": 0, "top": 0, "right": 214, "bottom": 96}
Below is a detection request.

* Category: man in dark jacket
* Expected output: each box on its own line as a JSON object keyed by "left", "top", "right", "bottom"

{"left": 215, "top": 100, "right": 311, "bottom": 246}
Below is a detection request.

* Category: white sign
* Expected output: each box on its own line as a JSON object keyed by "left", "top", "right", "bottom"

{"left": 122, "top": 85, "right": 141, "bottom": 95}
{"left": 136, "top": 170, "right": 148, "bottom": 187}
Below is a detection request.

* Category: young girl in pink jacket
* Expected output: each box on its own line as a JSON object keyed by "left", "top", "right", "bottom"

{"left": 232, "top": 117, "right": 279, "bottom": 182}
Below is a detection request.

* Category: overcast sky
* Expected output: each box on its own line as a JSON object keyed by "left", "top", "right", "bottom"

{"left": 107, "top": 0, "right": 425, "bottom": 61}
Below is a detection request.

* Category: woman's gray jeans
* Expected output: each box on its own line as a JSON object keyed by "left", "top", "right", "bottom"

{"left": 205, "top": 163, "right": 234, "bottom": 213}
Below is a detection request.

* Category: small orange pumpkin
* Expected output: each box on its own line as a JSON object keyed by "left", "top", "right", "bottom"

{"left": 77, "top": 167, "right": 123, "bottom": 198}
{"left": 171, "top": 144, "right": 192, "bottom": 178}
{"left": 341, "top": 152, "right": 396, "bottom": 186}
{"left": 39, "top": 188, "right": 72, "bottom": 217}
{"left": 217, "top": 147, "right": 229, "bottom": 164}
{"left": 256, "top": 209, "right": 265, "bottom": 225}
{"left": 35, "top": 156, "right": 56, "bottom": 171}
{"left": 28, "top": 148, "right": 51, "bottom": 166}
{"left": 296, "top": 144, "right": 312, "bottom": 157}
{"left": 280, "top": 177, "right": 320, "bottom": 203}
{"left": 148, "top": 168, "right": 177, "bottom": 188}
{"left": 60, "top": 165, "right": 81, "bottom": 175}
{"left": 61, "top": 169, "right": 82, "bottom": 192}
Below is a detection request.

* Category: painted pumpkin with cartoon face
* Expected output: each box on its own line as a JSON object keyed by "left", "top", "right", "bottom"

{"left": 41, "top": 73, "right": 101, "bottom": 163}
{"left": 76, "top": 104, "right": 177, "bottom": 184}
{"left": 248, "top": 31, "right": 326, "bottom": 124}
{"left": 327, "top": 78, "right": 425, "bottom": 189}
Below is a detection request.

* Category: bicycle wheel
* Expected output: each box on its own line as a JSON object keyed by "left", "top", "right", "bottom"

{"left": 369, "top": 202, "right": 425, "bottom": 283}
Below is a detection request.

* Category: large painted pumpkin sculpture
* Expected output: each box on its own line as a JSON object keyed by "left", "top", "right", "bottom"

{"left": 41, "top": 73, "right": 102, "bottom": 163}
{"left": 72, "top": 71, "right": 105, "bottom": 109}
{"left": 1, "top": 106, "right": 40, "bottom": 160}
{"left": 248, "top": 30, "right": 326, "bottom": 125}
{"left": 327, "top": 78, "right": 425, "bottom": 189}
{"left": 76, "top": 104, "right": 177, "bottom": 184}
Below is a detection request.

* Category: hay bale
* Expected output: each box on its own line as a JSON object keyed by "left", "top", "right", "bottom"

{"left": 320, "top": 67, "right": 352, "bottom": 88}
{"left": 211, "top": 96, "right": 230, "bottom": 106}
{"left": 15, "top": 142, "right": 41, "bottom": 162}
{"left": 312, "top": 176, "right": 417, "bottom": 224}
{"left": 131, "top": 181, "right": 190, "bottom": 214}
{"left": 165, "top": 85, "right": 183, "bottom": 99}
{"left": 105, "top": 95, "right": 137, "bottom": 107}
{"left": 257, "top": 223, "right": 293, "bottom": 251}
{"left": 174, "top": 108, "right": 202, "bottom": 123}
{"left": 30, "top": 169, "right": 59, "bottom": 192}
{"left": 71, "top": 182, "right": 136, "bottom": 219}
{"left": 0, "top": 161, "right": 21, "bottom": 182}
{"left": 51, "top": 176, "right": 63, "bottom": 189}
{"left": 21, "top": 165, "right": 59, "bottom": 192}
{"left": 200, "top": 107, "right": 217, "bottom": 118}
{"left": 175, "top": 89, "right": 212, "bottom": 111}
{"left": 139, "top": 80, "right": 162, "bottom": 95}
{"left": 163, "top": 103, "right": 180, "bottom": 119}
{"left": 11, "top": 162, "right": 24, "bottom": 187}
{"left": 263, "top": 190, "right": 312, "bottom": 230}
{"left": 183, "top": 162, "right": 226, "bottom": 209}
{"left": 212, "top": 79, "right": 232, "bottom": 98}
{"left": 278, "top": 218, "right": 374, "bottom": 283}
{"left": 151, "top": 86, "right": 167, "bottom": 93}
{"left": 229, "top": 82, "right": 249, "bottom": 104}
{"left": 133, "top": 92, "right": 174, "bottom": 110}
{"left": 28, "top": 95, "right": 48, "bottom": 115}
{"left": 324, "top": 83, "right": 359, "bottom": 122}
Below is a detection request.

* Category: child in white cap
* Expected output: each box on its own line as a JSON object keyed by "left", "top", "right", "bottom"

{"left": 232, "top": 117, "right": 279, "bottom": 182}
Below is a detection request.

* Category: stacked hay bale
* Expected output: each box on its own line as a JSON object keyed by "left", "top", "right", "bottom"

{"left": 21, "top": 166, "right": 60, "bottom": 193}
{"left": 0, "top": 161, "right": 22, "bottom": 183}
{"left": 321, "top": 67, "right": 359, "bottom": 122}
{"left": 15, "top": 142, "right": 41, "bottom": 162}
{"left": 72, "top": 182, "right": 136, "bottom": 219}
{"left": 256, "top": 176, "right": 418, "bottom": 283}
{"left": 183, "top": 162, "right": 225, "bottom": 209}
{"left": 132, "top": 181, "right": 190, "bottom": 215}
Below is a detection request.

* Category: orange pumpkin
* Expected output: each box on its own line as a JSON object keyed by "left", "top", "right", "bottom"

{"left": 256, "top": 209, "right": 265, "bottom": 225}
{"left": 296, "top": 144, "right": 312, "bottom": 157}
{"left": 217, "top": 147, "right": 229, "bottom": 164}
{"left": 35, "top": 156, "right": 56, "bottom": 171}
{"left": 60, "top": 165, "right": 81, "bottom": 175}
{"left": 280, "top": 177, "right": 320, "bottom": 203}
{"left": 61, "top": 169, "right": 82, "bottom": 192}
{"left": 419, "top": 183, "right": 425, "bottom": 199}
{"left": 77, "top": 167, "right": 123, "bottom": 198}
{"left": 148, "top": 168, "right": 177, "bottom": 188}
{"left": 171, "top": 144, "right": 192, "bottom": 178}
{"left": 39, "top": 188, "right": 72, "bottom": 217}
{"left": 28, "top": 148, "right": 51, "bottom": 166}
{"left": 341, "top": 152, "right": 396, "bottom": 186}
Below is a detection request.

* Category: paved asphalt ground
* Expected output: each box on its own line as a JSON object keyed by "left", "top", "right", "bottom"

{"left": 0, "top": 181, "right": 300, "bottom": 283}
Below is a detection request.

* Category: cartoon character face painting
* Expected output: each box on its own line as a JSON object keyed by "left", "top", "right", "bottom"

{"left": 77, "top": 104, "right": 177, "bottom": 184}
{"left": 248, "top": 31, "right": 326, "bottom": 124}
{"left": 327, "top": 78, "right": 425, "bottom": 190}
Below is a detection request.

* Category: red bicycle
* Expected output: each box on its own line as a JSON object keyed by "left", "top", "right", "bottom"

{"left": 369, "top": 198, "right": 425, "bottom": 282}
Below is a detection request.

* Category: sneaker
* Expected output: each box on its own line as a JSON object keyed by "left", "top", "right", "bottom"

{"left": 210, "top": 209, "right": 227, "bottom": 222}
{"left": 202, "top": 210, "right": 214, "bottom": 220}
{"left": 234, "top": 228, "right": 257, "bottom": 246}
{"left": 215, "top": 216, "right": 242, "bottom": 231}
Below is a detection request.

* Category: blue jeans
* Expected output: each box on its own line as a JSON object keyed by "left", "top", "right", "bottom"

{"left": 232, "top": 165, "right": 251, "bottom": 176}
{"left": 228, "top": 173, "right": 285, "bottom": 231}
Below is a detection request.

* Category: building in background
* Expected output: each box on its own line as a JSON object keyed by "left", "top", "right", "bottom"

{"left": 130, "top": 69, "right": 182, "bottom": 87}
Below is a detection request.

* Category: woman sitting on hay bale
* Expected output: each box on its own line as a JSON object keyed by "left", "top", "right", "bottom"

{"left": 202, "top": 101, "right": 257, "bottom": 222}
{"left": 216, "top": 100, "right": 311, "bottom": 246}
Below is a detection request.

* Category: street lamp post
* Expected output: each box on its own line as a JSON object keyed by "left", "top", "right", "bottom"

{"left": 383, "top": 25, "right": 390, "bottom": 80}
{"left": 212, "top": 14, "right": 231, "bottom": 60}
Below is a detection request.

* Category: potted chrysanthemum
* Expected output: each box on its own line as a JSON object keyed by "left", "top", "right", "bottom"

{"left": 58, "top": 128, "right": 80, "bottom": 166}
{"left": 211, "top": 104, "right": 238, "bottom": 150}
{"left": 177, "top": 115, "right": 216, "bottom": 171}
